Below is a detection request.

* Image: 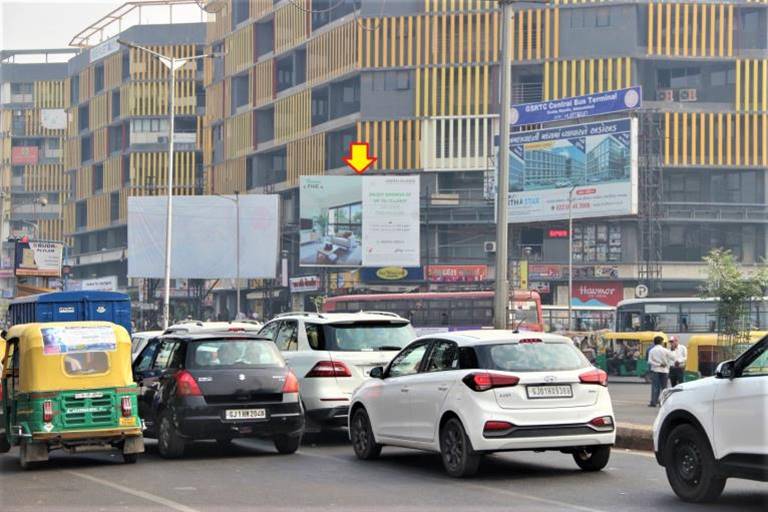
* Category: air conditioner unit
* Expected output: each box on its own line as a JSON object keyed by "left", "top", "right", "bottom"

{"left": 484, "top": 241, "right": 496, "bottom": 253}
{"left": 656, "top": 89, "right": 673, "bottom": 102}
{"left": 679, "top": 88, "right": 697, "bottom": 102}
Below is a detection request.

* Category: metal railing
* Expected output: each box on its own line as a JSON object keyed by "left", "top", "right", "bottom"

{"left": 661, "top": 202, "right": 768, "bottom": 223}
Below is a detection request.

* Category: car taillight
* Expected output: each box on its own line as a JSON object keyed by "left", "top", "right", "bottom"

{"left": 42, "top": 400, "right": 53, "bottom": 422}
{"left": 462, "top": 372, "right": 520, "bottom": 392}
{"left": 305, "top": 360, "right": 352, "bottom": 378}
{"left": 175, "top": 370, "right": 203, "bottom": 396}
{"left": 120, "top": 396, "right": 133, "bottom": 417}
{"left": 579, "top": 368, "right": 608, "bottom": 387}
{"left": 518, "top": 338, "right": 542, "bottom": 344}
{"left": 282, "top": 371, "right": 299, "bottom": 393}
{"left": 483, "top": 420, "right": 515, "bottom": 432}
{"left": 589, "top": 416, "right": 614, "bottom": 431}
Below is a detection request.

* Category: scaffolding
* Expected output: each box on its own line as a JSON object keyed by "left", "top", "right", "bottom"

{"left": 637, "top": 111, "right": 663, "bottom": 294}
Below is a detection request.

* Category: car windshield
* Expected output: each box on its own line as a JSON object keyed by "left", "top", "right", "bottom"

{"left": 322, "top": 322, "right": 416, "bottom": 352}
{"left": 476, "top": 341, "right": 590, "bottom": 372}
{"left": 188, "top": 339, "right": 285, "bottom": 369}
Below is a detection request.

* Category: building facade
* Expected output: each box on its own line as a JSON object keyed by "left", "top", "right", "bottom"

{"left": 61, "top": 22, "right": 207, "bottom": 299}
{"left": 201, "top": 0, "right": 766, "bottom": 315}
{"left": 0, "top": 49, "right": 77, "bottom": 302}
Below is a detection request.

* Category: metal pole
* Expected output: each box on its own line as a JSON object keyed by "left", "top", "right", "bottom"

{"left": 568, "top": 186, "right": 575, "bottom": 332}
{"left": 162, "top": 60, "right": 176, "bottom": 330}
{"left": 494, "top": 1, "right": 513, "bottom": 329}
{"left": 235, "top": 190, "right": 240, "bottom": 320}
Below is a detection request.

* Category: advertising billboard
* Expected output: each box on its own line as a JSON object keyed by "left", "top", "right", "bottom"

{"left": 14, "top": 240, "right": 63, "bottom": 277}
{"left": 510, "top": 87, "right": 642, "bottom": 126}
{"left": 289, "top": 276, "right": 321, "bottom": 293}
{"left": 300, "top": 176, "right": 420, "bottom": 268}
{"left": 360, "top": 266, "right": 423, "bottom": 283}
{"left": 425, "top": 265, "right": 488, "bottom": 283}
{"left": 11, "top": 146, "right": 39, "bottom": 165}
{"left": 66, "top": 275, "right": 118, "bottom": 292}
{"left": 571, "top": 281, "right": 624, "bottom": 307}
{"left": 127, "top": 195, "right": 279, "bottom": 279}
{"left": 507, "top": 118, "right": 638, "bottom": 223}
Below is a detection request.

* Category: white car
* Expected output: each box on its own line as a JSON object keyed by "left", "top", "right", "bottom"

{"left": 349, "top": 330, "right": 615, "bottom": 477}
{"left": 130, "top": 330, "right": 163, "bottom": 361}
{"left": 653, "top": 334, "right": 768, "bottom": 502}
{"left": 258, "top": 312, "right": 416, "bottom": 429}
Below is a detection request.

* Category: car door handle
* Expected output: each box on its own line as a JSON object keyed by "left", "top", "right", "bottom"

{"left": 437, "top": 385, "right": 449, "bottom": 391}
{"left": 400, "top": 387, "right": 409, "bottom": 393}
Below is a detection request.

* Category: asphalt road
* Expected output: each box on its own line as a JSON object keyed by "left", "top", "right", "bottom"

{"left": 607, "top": 380, "right": 660, "bottom": 426}
{"left": 2, "top": 434, "right": 765, "bottom": 512}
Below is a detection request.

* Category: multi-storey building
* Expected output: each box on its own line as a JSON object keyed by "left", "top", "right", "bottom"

{"left": 62, "top": 21, "right": 207, "bottom": 292}
{"left": 0, "top": 49, "right": 77, "bottom": 299}
{"left": 202, "top": 0, "right": 767, "bottom": 314}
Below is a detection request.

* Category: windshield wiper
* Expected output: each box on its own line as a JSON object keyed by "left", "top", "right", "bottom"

{"left": 376, "top": 345, "right": 403, "bottom": 351}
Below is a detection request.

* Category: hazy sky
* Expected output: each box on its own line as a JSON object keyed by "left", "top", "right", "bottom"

{"left": 1, "top": 0, "right": 206, "bottom": 52}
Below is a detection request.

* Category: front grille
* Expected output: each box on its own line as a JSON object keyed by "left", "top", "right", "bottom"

{"left": 205, "top": 393, "right": 283, "bottom": 405}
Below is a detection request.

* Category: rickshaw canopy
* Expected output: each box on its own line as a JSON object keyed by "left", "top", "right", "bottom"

{"left": 4, "top": 321, "right": 133, "bottom": 393}
{"left": 685, "top": 331, "right": 767, "bottom": 374}
{"left": 599, "top": 331, "right": 668, "bottom": 346}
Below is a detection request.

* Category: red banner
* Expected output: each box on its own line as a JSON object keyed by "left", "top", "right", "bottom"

{"left": 571, "top": 281, "right": 623, "bottom": 307}
{"left": 426, "top": 265, "right": 488, "bottom": 283}
{"left": 11, "top": 146, "right": 38, "bottom": 165}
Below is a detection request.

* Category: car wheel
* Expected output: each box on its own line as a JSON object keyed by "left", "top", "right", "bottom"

{"left": 350, "top": 408, "right": 382, "bottom": 460}
{"left": 273, "top": 434, "right": 301, "bottom": 455}
{"left": 158, "top": 411, "right": 186, "bottom": 459}
{"left": 122, "top": 452, "right": 139, "bottom": 464}
{"left": 440, "top": 417, "right": 481, "bottom": 478}
{"left": 573, "top": 445, "right": 611, "bottom": 471}
{"left": 664, "top": 424, "right": 726, "bottom": 503}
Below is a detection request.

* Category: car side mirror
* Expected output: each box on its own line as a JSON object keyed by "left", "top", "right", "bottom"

{"left": 369, "top": 366, "right": 384, "bottom": 379}
{"left": 715, "top": 360, "right": 735, "bottom": 380}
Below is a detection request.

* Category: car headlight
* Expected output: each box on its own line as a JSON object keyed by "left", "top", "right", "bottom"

{"left": 660, "top": 387, "right": 683, "bottom": 406}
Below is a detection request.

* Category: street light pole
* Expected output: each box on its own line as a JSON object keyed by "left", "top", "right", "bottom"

{"left": 568, "top": 185, "right": 576, "bottom": 331}
{"left": 118, "top": 40, "right": 223, "bottom": 330}
{"left": 494, "top": 0, "right": 513, "bottom": 329}
{"left": 235, "top": 190, "right": 240, "bottom": 319}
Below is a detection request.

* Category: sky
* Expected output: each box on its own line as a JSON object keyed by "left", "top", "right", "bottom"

{"left": 0, "top": 0, "right": 206, "bottom": 54}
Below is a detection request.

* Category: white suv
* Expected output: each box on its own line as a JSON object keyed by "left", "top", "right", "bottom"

{"left": 653, "top": 334, "right": 768, "bottom": 502}
{"left": 258, "top": 312, "right": 416, "bottom": 429}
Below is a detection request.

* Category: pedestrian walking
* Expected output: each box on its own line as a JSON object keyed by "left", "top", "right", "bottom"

{"left": 668, "top": 335, "right": 687, "bottom": 387}
{"left": 647, "top": 336, "right": 672, "bottom": 407}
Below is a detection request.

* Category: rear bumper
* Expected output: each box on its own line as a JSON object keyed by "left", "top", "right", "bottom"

{"left": 173, "top": 398, "right": 304, "bottom": 440}
{"left": 306, "top": 405, "right": 349, "bottom": 427}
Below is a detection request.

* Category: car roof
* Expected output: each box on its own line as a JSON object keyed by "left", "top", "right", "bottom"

{"left": 159, "top": 332, "right": 271, "bottom": 342}
{"left": 413, "top": 330, "right": 574, "bottom": 347}
{"left": 266, "top": 311, "right": 409, "bottom": 324}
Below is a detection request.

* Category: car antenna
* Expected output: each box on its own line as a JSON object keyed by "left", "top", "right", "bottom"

{"left": 510, "top": 318, "right": 524, "bottom": 333}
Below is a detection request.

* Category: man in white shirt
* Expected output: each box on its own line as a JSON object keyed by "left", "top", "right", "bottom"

{"left": 647, "top": 336, "right": 673, "bottom": 407}
{"left": 668, "top": 335, "right": 687, "bottom": 387}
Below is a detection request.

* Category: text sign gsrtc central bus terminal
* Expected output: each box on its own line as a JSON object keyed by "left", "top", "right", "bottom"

{"left": 510, "top": 86, "right": 642, "bottom": 126}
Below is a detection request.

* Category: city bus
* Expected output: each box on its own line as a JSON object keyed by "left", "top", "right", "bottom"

{"left": 542, "top": 305, "right": 615, "bottom": 333}
{"left": 615, "top": 297, "right": 768, "bottom": 344}
{"left": 322, "top": 290, "right": 543, "bottom": 335}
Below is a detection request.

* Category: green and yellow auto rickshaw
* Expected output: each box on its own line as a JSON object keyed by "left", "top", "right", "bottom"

{"left": 684, "top": 331, "right": 767, "bottom": 382}
{"left": 596, "top": 331, "right": 668, "bottom": 382}
{"left": 0, "top": 321, "right": 144, "bottom": 468}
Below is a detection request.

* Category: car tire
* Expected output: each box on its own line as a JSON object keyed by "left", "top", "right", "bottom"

{"left": 440, "top": 417, "right": 481, "bottom": 478}
{"left": 663, "top": 424, "right": 726, "bottom": 503}
{"left": 573, "top": 445, "right": 611, "bottom": 471}
{"left": 350, "top": 408, "right": 382, "bottom": 460}
{"left": 122, "top": 452, "right": 139, "bottom": 464}
{"left": 274, "top": 434, "right": 301, "bottom": 455}
{"left": 158, "top": 411, "right": 186, "bottom": 459}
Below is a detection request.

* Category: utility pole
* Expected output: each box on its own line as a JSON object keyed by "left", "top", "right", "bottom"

{"left": 568, "top": 184, "right": 576, "bottom": 331}
{"left": 493, "top": 0, "right": 514, "bottom": 329}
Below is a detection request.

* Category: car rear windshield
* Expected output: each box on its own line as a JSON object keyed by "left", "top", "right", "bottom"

{"left": 476, "top": 341, "right": 590, "bottom": 372}
{"left": 320, "top": 322, "right": 416, "bottom": 352}
{"left": 188, "top": 339, "right": 285, "bottom": 369}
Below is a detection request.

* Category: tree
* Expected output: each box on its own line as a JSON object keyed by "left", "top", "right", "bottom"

{"left": 700, "top": 249, "right": 768, "bottom": 358}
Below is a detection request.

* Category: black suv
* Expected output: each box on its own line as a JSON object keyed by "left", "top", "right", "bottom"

{"left": 132, "top": 333, "right": 304, "bottom": 458}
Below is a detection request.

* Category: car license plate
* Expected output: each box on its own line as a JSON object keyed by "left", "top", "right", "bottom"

{"left": 526, "top": 385, "right": 573, "bottom": 399}
{"left": 225, "top": 408, "right": 266, "bottom": 420}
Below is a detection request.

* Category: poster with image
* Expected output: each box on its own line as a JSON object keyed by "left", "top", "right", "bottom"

{"left": 362, "top": 176, "right": 420, "bottom": 267}
{"left": 41, "top": 326, "right": 117, "bottom": 355}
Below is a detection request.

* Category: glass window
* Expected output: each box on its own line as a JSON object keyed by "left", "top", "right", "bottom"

{"left": 741, "top": 339, "right": 768, "bottom": 377}
{"left": 275, "top": 321, "right": 298, "bottom": 351}
{"left": 322, "top": 322, "right": 415, "bottom": 352}
{"left": 152, "top": 341, "right": 176, "bottom": 369}
{"left": 63, "top": 352, "right": 109, "bottom": 376}
{"left": 258, "top": 321, "right": 280, "bottom": 340}
{"left": 477, "top": 342, "right": 590, "bottom": 372}
{"left": 305, "top": 323, "right": 323, "bottom": 350}
{"left": 188, "top": 339, "right": 285, "bottom": 369}
{"left": 595, "top": 7, "right": 610, "bottom": 27}
{"left": 425, "top": 340, "right": 459, "bottom": 372}
{"left": 388, "top": 342, "right": 429, "bottom": 377}
{"left": 134, "top": 341, "right": 159, "bottom": 372}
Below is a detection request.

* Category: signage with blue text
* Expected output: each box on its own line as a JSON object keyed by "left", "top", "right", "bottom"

{"left": 510, "top": 86, "right": 642, "bottom": 126}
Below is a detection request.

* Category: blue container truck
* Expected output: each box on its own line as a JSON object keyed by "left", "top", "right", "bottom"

{"left": 7, "top": 291, "right": 131, "bottom": 333}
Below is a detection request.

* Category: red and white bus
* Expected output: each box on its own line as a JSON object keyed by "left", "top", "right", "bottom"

{"left": 322, "top": 290, "right": 543, "bottom": 335}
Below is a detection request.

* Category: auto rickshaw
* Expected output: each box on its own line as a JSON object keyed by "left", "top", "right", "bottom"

{"left": 596, "top": 331, "right": 668, "bottom": 382}
{"left": 0, "top": 321, "right": 144, "bottom": 468}
{"left": 684, "top": 331, "right": 767, "bottom": 382}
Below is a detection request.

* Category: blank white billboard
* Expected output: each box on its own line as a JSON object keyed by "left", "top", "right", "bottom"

{"left": 128, "top": 195, "right": 279, "bottom": 279}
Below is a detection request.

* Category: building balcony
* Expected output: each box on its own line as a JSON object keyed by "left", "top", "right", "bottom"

{"left": 660, "top": 202, "right": 768, "bottom": 223}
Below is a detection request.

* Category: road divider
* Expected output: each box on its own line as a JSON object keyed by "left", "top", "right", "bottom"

{"left": 615, "top": 422, "right": 654, "bottom": 451}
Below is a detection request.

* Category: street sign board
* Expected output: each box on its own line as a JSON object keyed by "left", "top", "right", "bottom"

{"left": 510, "top": 86, "right": 642, "bottom": 126}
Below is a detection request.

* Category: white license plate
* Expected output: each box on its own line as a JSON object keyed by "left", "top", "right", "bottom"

{"left": 225, "top": 408, "right": 267, "bottom": 420}
{"left": 526, "top": 385, "right": 573, "bottom": 399}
